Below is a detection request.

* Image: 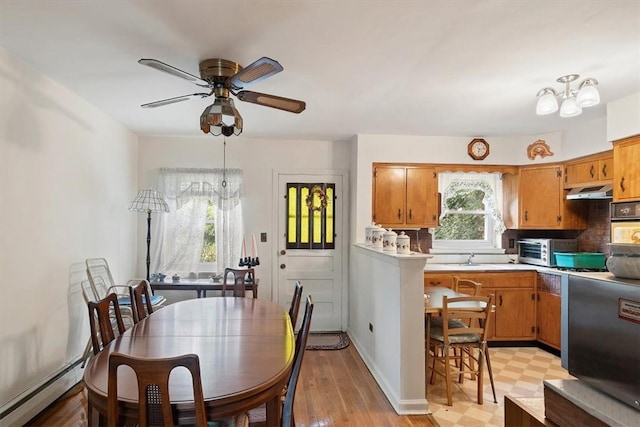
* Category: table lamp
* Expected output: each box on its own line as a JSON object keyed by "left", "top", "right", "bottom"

{"left": 129, "top": 189, "right": 169, "bottom": 281}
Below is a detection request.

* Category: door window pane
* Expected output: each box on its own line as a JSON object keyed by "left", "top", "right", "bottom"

{"left": 286, "top": 183, "right": 335, "bottom": 249}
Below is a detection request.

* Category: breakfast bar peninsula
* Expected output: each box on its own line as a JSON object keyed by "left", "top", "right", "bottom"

{"left": 349, "top": 244, "right": 431, "bottom": 414}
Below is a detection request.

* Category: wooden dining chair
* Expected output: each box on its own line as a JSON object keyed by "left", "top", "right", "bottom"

{"left": 129, "top": 280, "right": 154, "bottom": 324}
{"left": 451, "top": 276, "right": 484, "bottom": 378}
{"left": 88, "top": 293, "right": 126, "bottom": 355}
{"left": 107, "top": 352, "right": 208, "bottom": 427}
{"left": 288, "top": 281, "right": 304, "bottom": 330}
{"left": 247, "top": 295, "right": 314, "bottom": 427}
{"left": 222, "top": 267, "right": 256, "bottom": 298}
{"left": 453, "top": 276, "right": 482, "bottom": 296}
{"left": 427, "top": 294, "right": 495, "bottom": 406}
{"left": 282, "top": 295, "right": 314, "bottom": 427}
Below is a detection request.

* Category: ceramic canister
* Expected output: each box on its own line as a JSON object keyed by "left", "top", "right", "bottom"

{"left": 383, "top": 229, "right": 397, "bottom": 252}
{"left": 371, "top": 226, "right": 385, "bottom": 249}
{"left": 397, "top": 231, "right": 410, "bottom": 254}
{"left": 365, "top": 222, "right": 379, "bottom": 246}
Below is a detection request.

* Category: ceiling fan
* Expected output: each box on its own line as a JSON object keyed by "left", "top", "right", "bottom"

{"left": 138, "top": 57, "right": 306, "bottom": 136}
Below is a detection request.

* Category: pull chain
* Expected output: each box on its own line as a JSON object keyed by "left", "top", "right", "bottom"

{"left": 222, "top": 136, "right": 227, "bottom": 188}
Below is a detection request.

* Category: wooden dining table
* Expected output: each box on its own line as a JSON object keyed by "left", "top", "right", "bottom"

{"left": 83, "top": 297, "right": 294, "bottom": 426}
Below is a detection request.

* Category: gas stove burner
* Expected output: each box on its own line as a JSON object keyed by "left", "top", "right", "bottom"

{"left": 555, "top": 267, "right": 608, "bottom": 273}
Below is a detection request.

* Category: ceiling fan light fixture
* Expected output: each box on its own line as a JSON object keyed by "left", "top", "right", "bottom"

{"left": 535, "top": 74, "right": 599, "bottom": 118}
{"left": 200, "top": 98, "right": 243, "bottom": 136}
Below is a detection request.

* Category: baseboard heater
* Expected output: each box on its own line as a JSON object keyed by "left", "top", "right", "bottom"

{"left": 0, "top": 358, "right": 83, "bottom": 427}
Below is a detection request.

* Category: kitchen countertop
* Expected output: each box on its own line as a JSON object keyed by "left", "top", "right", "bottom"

{"left": 425, "top": 263, "right": 640, "bottom": 285}
{"left": 425, "top": 263, "right": 551, "bottom": 272}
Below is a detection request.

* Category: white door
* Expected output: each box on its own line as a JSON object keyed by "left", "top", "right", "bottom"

{"left": 275, "top": 172, "right": 345, "bottom": 331}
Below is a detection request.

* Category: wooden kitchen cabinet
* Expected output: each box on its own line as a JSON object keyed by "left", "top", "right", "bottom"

{"left": 372, "top": 163, "right": 439, "bottom": 228}
{"left": 613, "top": 135, "right": 640, "bottom": 202}
{"left": 564, "top": 151, "right": 613, "bottom": 188}
{"left": 536, "top": 272, "right": 561, "bottom": 350}
{"left": 424, "top": 270, "right": 536, "bottom": 341}
{"left": 502, "top": 164, "right": 587, "bottom": 230}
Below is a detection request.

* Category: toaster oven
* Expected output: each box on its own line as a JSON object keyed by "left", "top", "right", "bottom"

{"left": 517, "top": 238, "right": 577, "bottom": 266}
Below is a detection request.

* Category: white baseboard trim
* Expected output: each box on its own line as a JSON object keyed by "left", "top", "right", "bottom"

{"left": 0, "top": 362, "right": 83, "bottom": 427}
{"left": 347, "top": 331, "right": 430, "bottom": 415}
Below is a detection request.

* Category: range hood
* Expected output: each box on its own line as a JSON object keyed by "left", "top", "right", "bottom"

{"left": 566, "top": 184, "right": 613, "bottom": 200}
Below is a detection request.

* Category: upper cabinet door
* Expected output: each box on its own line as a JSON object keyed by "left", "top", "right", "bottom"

{"left": 372, "top": 166, "right": 406, "bottom": 226}
{"left": 519, "top": 166, "right": 562, "bottom": 228}
{"left": 613, "top": 136, "right": 640, "bottom": 202}
{"left": 406, "top": 167, "right": 438, "bottom": 226}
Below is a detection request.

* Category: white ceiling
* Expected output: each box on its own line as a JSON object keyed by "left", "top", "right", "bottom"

{"left": 1, "top": 1, "right": 639, "bottom": 141}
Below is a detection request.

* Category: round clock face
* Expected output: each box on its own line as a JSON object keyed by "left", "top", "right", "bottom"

{"left": 468, "top": 139, "right": 489, "bottom": 160}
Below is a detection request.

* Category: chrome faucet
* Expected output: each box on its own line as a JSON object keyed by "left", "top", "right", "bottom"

{"left": 467, "top": 253, "right": 475, "bottom": 265}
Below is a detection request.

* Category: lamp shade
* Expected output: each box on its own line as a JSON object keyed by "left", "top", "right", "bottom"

{"left": 536, "top": 91, "right": 559, "bottom": 115}
{"left": 200, "top": 98, "right": 243, "bottom": 136}
{"left": 576, "top": 83, "right": 600, "bottom": 108}
{"left": 559, "top": 97, "right": 582, "bottom": 118}
{"left": 129, "top": 189, "right": 169, "bottom": 213}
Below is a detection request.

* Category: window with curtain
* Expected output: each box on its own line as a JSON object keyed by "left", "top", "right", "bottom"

{"left": 151, "top": 168, "right": 244, "bottom": 276}
{"left": 430, "top": 172, "right": 506, "bottom": 251}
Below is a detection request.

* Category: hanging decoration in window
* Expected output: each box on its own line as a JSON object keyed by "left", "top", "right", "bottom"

{"left": 286, "top": 183, "right": 335, "bottom": 250}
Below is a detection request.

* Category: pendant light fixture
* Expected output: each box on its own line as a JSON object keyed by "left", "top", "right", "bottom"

{"left": 536, "top": 74, "right": 600, "bottom": 118}
{"left": 200, "top": 87, "right": 243, "bottom": 136}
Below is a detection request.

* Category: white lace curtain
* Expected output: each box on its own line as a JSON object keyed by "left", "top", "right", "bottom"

{"left": 438, "top": 171, "right": 506, "bottom": 236}
{"left": 151, "top": 168, "right": 244, "bottom": 275}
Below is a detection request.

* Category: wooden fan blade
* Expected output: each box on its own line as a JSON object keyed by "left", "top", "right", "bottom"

{"left": 139, "top": 58, "right": 210, "bottom": 88}
{"left": 141, "top": 93, "right": 210, "bottom": 108}
{"left": 228, "top": 57, "right": 283, "bottom": 90}
{"left": 236, "top": 91, "right": 306, "bottom": 113}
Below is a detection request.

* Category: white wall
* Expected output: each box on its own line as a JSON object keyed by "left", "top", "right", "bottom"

{"left": 137, "top": 135, "right": 351, "bottom": 302}
{"left": 607, "top": 92, "right": 640, "bottom": 142}
{"left": 0, "top": 48, "right": 139, "bottom": 417}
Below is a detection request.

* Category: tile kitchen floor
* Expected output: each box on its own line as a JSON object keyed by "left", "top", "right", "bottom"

{"left": 427, "top": 346, "right": 573, "bottom": 427}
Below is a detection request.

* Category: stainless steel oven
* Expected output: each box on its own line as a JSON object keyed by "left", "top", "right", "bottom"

{"left": 517, "top": 238, "right": 577, "bottom": 266}
{"left": 610, "top": 201, "right": 640, "bottom": 244}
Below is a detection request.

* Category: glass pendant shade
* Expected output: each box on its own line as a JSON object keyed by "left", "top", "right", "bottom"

{"left": 536, "top": 91, "right": 559, "bottom": 115}
{"left": 559, "top": 97, "right": 582, "bottom": 118}
{"left": 200, "top": 98, "right": 243, "bottom": 136}
{"left": 576, "top": 83, "right": 600, "bottom": 108}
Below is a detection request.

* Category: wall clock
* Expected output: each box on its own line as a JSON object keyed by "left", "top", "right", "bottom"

{"left": 468, "top": 138, "right": 490, "bottom": 160}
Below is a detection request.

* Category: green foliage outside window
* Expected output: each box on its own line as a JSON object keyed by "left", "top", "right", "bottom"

{"left": 433, "top": 189, "right": 486, "bottom": 240}
{"left": 200, "top": 201, "right": 216, "bottom": 262}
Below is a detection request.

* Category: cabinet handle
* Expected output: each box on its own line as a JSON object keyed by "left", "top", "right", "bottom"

{"left": 430, "top": 281, "right": 441, "bottom": 285}
{"left": 397, "top": 209, "right": 402, "bottom": 219}
{"left": 409, "top": 209, "right": 412, "bottom": 220}
{"left": 499, "top": 295, "right": 503, "bottom": 306}
{"left": 589, "top": 165, "right": 595, "bottom": 178}
{"left": 524, "top": 211, "right": 529, "bottom": 221}
{"left": 620, "top": 176, "right": 626, "bottom": 192}
{"left": 602, "top": 163, "right": 607, "bottom": 177}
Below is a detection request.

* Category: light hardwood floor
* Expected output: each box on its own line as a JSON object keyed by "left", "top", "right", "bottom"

{"left": 25, "top": 344, "right": 438, "bottom": 427}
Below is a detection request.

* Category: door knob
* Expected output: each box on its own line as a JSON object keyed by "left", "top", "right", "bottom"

{"left": 280, "top": 249, "right": 286, "bottom": 255}
{"left": 280, "top": 264, "right": 286, "bottom": 269}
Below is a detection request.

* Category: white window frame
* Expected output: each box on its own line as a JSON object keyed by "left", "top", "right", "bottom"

{"left": 430, "top": 172, "right": 505, "bottom": 254}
